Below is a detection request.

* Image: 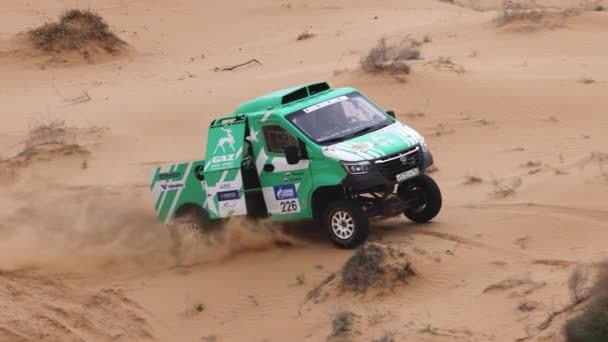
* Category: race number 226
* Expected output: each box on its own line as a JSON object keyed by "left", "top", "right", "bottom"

{"left": 280, "top": 200, "right": 298, "bottom": 213}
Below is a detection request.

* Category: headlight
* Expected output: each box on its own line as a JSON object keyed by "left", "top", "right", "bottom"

{"left": 419, "top": 137, "right": 429, "bottom": 153}
{"left": 341, "top": 161, "right": 372, "bottom": 174}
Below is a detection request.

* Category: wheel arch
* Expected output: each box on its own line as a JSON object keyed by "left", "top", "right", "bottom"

{"left": 173, "top": 202, "right": 206, "bottom": 224}
{"left": 310, "top": 185, "right": 347, "bottom": 222}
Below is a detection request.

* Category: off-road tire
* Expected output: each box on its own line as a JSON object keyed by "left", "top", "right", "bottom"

{"left": 173, "top": 204, "right": 222, "bottom": 233}
{"left": 324, "top": 200, "right": 369, "bottom": 249}
{"left": 400, "top": 174, "right": 442, "bottom": 223}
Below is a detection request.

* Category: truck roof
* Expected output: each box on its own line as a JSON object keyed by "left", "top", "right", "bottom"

{"left": 230, "top": 81, "right": 357, "bottom": 118}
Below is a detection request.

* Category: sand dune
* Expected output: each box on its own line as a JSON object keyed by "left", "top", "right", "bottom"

{"left": 1, "top": 0, "right": 607, "bottom": 341}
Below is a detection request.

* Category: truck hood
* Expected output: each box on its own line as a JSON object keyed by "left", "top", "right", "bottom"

{"left": 321, "top": 122, "right": 423, "bottom": 162}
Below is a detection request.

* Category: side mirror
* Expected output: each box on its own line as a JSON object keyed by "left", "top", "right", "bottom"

{"left": 386, "top": 110, "right": 396, "bottom": 118}
{"left": 285, "top": 145, "right": 300, "bottom": 165}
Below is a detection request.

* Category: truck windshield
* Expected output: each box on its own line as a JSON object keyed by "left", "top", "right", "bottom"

{"left": 286, "top": 92, "right": 393, "bottom": 145}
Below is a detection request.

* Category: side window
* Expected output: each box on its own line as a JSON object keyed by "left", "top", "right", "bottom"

{"left": 262, "top": 125, "right": 298, "bottom": 154}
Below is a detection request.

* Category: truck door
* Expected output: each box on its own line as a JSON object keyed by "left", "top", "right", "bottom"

{"left": 202, "top": 118, "right": 249, "bottom": 219}
{"left": 249, "top": 120, "right": 313, "bottom": 221}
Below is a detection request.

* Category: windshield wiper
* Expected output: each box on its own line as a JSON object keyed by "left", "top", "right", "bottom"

{"left": 348, "top": 123, "right": 387, "bottom": 137}
{"left": 318, "top": 136, "right": 348, "bottom": 145}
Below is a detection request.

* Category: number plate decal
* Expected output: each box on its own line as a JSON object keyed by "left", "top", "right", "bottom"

{"left": 396, "top": 168, "right": 420, "bottom": 182}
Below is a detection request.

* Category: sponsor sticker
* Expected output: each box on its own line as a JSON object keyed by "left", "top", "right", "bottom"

{"left": 217, "top": 190, "right": 239, "bottom": 201}
{"left": 218, "top": 181, "right": 237, "bottom": 190}
{"left": 160, "top": 181, "right": 184, "bottom": 190}
{"left": 274, "top": 184, "right": 297, "bottom": 200}
{"left": 159, "top": 171, "right": 181, "bottom": 180}
{"left": 303, "top": 96, "right": 348, "bottom": 113}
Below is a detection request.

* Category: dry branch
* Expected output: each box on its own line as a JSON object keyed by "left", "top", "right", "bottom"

{"left": 214, "top": 59, "right": 262, "bottom": 72}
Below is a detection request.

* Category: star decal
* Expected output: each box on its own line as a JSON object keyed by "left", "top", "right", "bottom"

{"left": 249, "top": 128, "right": 259, "bottom": 143}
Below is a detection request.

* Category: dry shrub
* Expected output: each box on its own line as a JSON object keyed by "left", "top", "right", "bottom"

{"left": 341, "top": 243, "right": 415, "bottom": 293}
{"left": 27, "top": 9, "right": 125, "bottom": 55}
{"left": 305, "top": 243, "right": 415, "bottom": 304}
{"left": 360, "top": 38, "right": 420, "bottom": 74}
{"left": 495, "top": 1, "right": 545, "bottom": 26}
{"left": 0, "top": 120, "right": 88, "bottom": 171}
{"left": 494, "top": 1, "right": 579, "bottom": 29}
{"left": 565, "top": 263, "right": 608, "bottom": 342}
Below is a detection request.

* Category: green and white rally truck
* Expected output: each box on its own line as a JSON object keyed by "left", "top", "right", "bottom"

{"left": 150, "top": 82, "right": 441, "bottom": 248}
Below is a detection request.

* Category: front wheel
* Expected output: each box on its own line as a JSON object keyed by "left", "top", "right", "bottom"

{"left": 324, "top": 200, "right": 369, "bottom": 249}
{"left": 399, "top": 174, "right": 442, "bottom": 223}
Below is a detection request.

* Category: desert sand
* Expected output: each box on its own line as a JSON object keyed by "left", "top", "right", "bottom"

{"left": 1, "top": 0, "right": 607, "bottom": 341}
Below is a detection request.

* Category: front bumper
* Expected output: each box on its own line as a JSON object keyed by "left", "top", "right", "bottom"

{"left": 342, "top": 144, "right": 433, "bottom": 191}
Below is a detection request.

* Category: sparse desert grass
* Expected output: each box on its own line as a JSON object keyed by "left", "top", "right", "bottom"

{"left": 522, "top": 160, "right": 542, "bottom": 168}
{"left": 418, "top": 324, "right": 438, "bottom": 334}
{"left": 295, "top": 273, "right": 305, "bottom": 286}
{"left": 569, "top": 267, "right": 590, "bottom": 304}
{"left": 371, "top": 331, "right": 396, "bottom": 342}
{"left": 463, "top": 175, "right": 483, "bottom": 185}
{"left": 26, "top": 9, "right": 125, "bottom": 56}
{"left": 297, "top": 31, "right": 315, "bottom": 41}
{"left": 580, "top": 78, "right": 595, "bottom": 84}
{"left": 195, "top": 302, "right": 205, "bottom": 312}
{"left": 360, "top": 38, "right": 420, "bottom": 74}
{"left": 426, "top": 165, "right": 439, "bottom": 174}
{"left": 565, "top": 263, "right": 608, "bottom": 342}
{"left": 331, "top": 310, "right": 354, "bottom": 337}
{"left": 518, "top": 298, "right": 540, "bottom": 312}
{"left": 367, "top": 310, "right": 396, "bottom": 326}
{"left": 491, "top": 176, "right": 522, "bottom": 198}
{"left": 425, "top": 56, "right": 466, "bottom": 73}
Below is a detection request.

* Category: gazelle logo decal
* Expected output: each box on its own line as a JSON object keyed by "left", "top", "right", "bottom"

{"left": 213, "top": 127, "right": 236, "bottom": 155}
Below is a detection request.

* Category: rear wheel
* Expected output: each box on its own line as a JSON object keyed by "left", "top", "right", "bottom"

{"left": 171, "top": 204, "right": 222, "bottom": 265}
{"left": 173, "top": 204, "right": 222, "bottom": 233}
{"left": 399, "top": 174, "right": 442, "bottom": 223}
{"left": 324, "top": 200, "right": 369, "bottom": 249}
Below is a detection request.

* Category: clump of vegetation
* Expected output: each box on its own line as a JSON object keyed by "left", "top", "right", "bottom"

{"left": 195, "top": 302, "right": 205, "bottom": 312}
{"left": 494, "top": 1, "right": 545, "bottom": 26}
{"left": 331, "top": 310, "right": 353, "bottom": 337}
{"left": 27, "top": 9, "right": 125, "bottom": 55}
{"left": 494, "top": 0, "right": 579, "bottom": 30}
{"left": 595, "top": 4, "right": 605, "bottom": 11}
{"left": 360, "top": 38, "right": 420, "bottom": 74}
{"left": 565, "top": 263, "right": 608, "bottom": 342}
{"left": 341, "top": 243, "right": 415, "bottom": 293}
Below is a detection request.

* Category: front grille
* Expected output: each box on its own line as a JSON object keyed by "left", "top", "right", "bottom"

{"left": 374, "top": 145, "right": 421, "bottom": 180}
